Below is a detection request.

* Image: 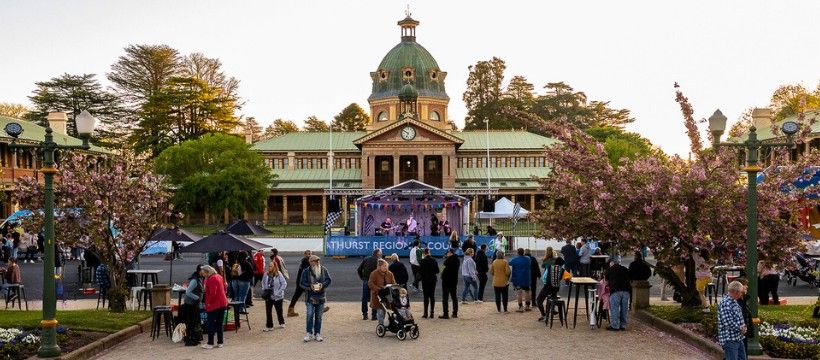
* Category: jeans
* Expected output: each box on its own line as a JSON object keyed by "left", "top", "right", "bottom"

{"left": 722, "top": 340, "right": 746, "bottom": 360}
{"left": 361, "top": 281, "right": 376, "bottom": 317}
{"left": 477, "top": 273, "right": 488, "bottom": 301}
{"left": 265, "top": 299, "right": 284, "bottom": 328}
{"left": 232, "top": 280, "right": 250, "bottom": 310}
{"left": 609, "top": 291, "right": 630, "bottom": 329}
{"left": 411, "top": 264, "right": 421, "bottom": 288}
{"left": 494, "top": 285, "right": 509, "bottom": 312}
{"left": 376, "top": 308, "right": 386, "bottom": 326}
{"left": 305, "top": 301, "right": 324, "bottom": 335}
{"left": 461, "top": 276, "right": 478, "bottom": 302}
{"left": 206, "top": 307, "right": 226, "bottom": 345}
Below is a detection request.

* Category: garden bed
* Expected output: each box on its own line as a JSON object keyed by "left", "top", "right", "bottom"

{"left": 647, "top": 305, "right": 820, "bottom": 359}
{"left": 0, "top": 310, "right": 150, "bottom": 359}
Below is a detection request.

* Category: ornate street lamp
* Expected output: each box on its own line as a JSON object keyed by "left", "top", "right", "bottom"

{"left": 709, "top": 109, "right": 799, "bottom": 356}
{"left": 4, "top": 110, "right": 96, "bottom": 358}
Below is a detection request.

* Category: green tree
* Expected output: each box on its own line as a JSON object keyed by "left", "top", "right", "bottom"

{"left": 107, "top": 44, "right": 182, "bottom": 104}
{"left": 303, "top": 115, "right": 330, "bottom": 132}
{"left": 134, "top": 76, "right": 239, "bottom": 156}
{"left": 181, "top": 52, "right": 241, "bottom": 105}
{"left": 463, "top": 57, "right": 506, "bottom": 129}
{"left": 769, "top": 83, "right": 820, "bottom": 121}
{"left": 332, "top": 103, "right": 369, "bottom": 131}
{"left": 585, "top": 126, "right": 655, "bottom": 167}
{"left": 25, "top": 73, "right": 126, "bottom": 144}
{"left": 263, "top": 119, "right": 299, "bottom": 139}
{"left": 505, "top": 75, "right": 535, "bottom": 103}
{"left": 243, "top": 116, "right": 263, "bottom": 142}
{"left": 0, "top": 103, "right": 29, "bottom": 118}
{"left": 154, "top": 133, "right": 273, "bottom": 218}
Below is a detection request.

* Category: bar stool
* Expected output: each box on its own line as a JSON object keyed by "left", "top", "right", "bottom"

{"left": 547, "top": 296, "right": 567, "bottom": 329}
{"left": 228, "top": 301, "right": 250, "bottom": 332}
{"left": 138, "top": 288, "right": 153, "bottom": 311}
{"left": 151, "top": 306, "right": 174, "bottom": 340}
{"left": 4, "top": 284, "right": 28, "bottom": 310}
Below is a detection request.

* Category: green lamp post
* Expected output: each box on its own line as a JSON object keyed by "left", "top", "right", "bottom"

{"left": 4, "top": 110, "right": 96, "bottom": 358}
{"left": 708, "top": 109, "right": 799, "bottom": 355}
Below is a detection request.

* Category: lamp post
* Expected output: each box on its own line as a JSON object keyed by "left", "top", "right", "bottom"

{"left": 708, "top": 109, "right": 798, "bottom": 356}
{"left": 4, "top": 110, "right": 96, "bottom": 358}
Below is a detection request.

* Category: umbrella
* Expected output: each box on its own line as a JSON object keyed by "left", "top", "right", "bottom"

{"left": 179, "top": 231, "right": 268, "bottom": 253}
{"left": 225, "top": 219, "right": 272, "bottom": 236}
{"left": 147, "top": 227, "right": 203, "bottom": 284}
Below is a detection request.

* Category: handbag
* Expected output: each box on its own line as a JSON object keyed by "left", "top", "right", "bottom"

{"left": 261, "top": 277, "right": 273, "bottom": 299}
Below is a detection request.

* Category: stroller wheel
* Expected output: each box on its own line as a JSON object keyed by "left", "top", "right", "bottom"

{"left": 397, "top": 329, "right": 407, "bottom": 341}
{"left": 410, "top": 326, "right": 420, "bottom": 339}
{"left": 376, "top": 324, "right": 386, "bottom": 337}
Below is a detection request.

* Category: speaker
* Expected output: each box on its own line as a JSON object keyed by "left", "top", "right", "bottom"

{"left": 328, "top": 198, "right": 341, "bottom": 213}
{"left": 482, "top": 197, "right": 495, "bottom": 212}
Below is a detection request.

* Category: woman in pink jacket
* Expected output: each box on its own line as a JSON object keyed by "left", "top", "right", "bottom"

{"left": 202, "top": 265, "right": 228, "bottom": 349}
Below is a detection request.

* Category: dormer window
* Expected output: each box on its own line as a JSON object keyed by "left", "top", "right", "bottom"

{"left": 378, "top": 70, "right": 389, "bottom": 82}
{"left": 402, "top": 67, "right": 414, "bottom": 81}
{"left": 430, "top": 111, "right": 440, "bottom": 121}
{"left": 429, "top": 70, "right": 439, "bottom": 82}
{"left": 377, "top": 111, "right": 389, "bottom": 122}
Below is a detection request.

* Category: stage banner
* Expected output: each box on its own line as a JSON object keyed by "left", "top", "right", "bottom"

{"left": 325, "top": 235, "right": 496, "bottom": 257}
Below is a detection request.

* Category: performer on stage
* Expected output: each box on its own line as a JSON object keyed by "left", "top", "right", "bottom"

{"left": 380, "top": 217, "right": 394, "bottom": 236}
{"left": 407, "top": 214, "right": 418, "bottom": 235}
{"left": 429, "top": 214, "right": 440, "bottom": 236}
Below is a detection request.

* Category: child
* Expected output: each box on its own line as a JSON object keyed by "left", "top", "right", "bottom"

{"left": 393, "top": 288, "right": 414, "bottom": 321}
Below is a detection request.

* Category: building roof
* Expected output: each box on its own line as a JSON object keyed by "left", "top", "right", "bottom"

{"left": 456, "top": 131, "right": 557, "bottom": 151}
{"left": 369, "top": 17, "right": 448, "bottom": 102}
{"left": 272, "top": 168, "right": 361, "bottom": 181}
{"left": 0, "top": 115, "right": 109, "bottom": 153}
{"left": 252, "top": 132, "right": 366, "bottom": 152}
{"left": 730, "top": 110, "right": 820, "bottom": 142}
{"left": 252, "top": 130, "right": 555, "bottom": 152}
{"left": 456, "top": 167, "right": 552, "bottom": 180}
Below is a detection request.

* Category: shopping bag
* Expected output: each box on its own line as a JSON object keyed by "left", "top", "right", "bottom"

{"left": 172, "top": 323, "right": 186, "bottom": 343}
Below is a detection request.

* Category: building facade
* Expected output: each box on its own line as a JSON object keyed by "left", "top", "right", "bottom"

{"left": 250, "top": 15, "right": 556, "bottom": 226}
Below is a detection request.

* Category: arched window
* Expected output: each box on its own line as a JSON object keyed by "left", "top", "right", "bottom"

{"left": 429, "top": 111, "right": 440, "bottom": 121}
{"left": 377, "top": 111, "right": 389, "bottom": 122}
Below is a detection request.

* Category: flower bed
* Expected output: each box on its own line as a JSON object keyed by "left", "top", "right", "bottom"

{"left": 758, "top": 322, "right": 820, "bottom": 359}
{"left": 0, "top": 325, "right": 107, "bottom": 360}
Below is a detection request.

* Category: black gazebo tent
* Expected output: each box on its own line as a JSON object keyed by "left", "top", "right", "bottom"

{"left": 225, "top": 219, "right": 272, "bottom": 236}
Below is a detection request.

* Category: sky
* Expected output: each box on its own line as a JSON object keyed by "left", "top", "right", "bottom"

{"left": 0, "top": 0, "right": 818, "bottom": 156}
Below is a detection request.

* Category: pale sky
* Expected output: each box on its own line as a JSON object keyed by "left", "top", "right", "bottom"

{"left": 1, "top": 0, "right": 818, "bottom": 156}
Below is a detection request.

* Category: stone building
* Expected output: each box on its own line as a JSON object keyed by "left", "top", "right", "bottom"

{"left": 251, "top": 14, "right": 556, "bottom": 226}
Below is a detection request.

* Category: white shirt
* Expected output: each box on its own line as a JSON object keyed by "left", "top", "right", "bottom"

{"left": 409, "top": 246, "right": 419, "bottom": 266}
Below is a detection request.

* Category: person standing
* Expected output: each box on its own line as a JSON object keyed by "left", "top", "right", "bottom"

{"left": 418, "top": 248, "right": 439, "bottom": 318}
{"left": 461, "top": 248, "right": 479, "bottom": 304}
{"left": 757, "top": 259, "right": 780, "bottom": 305}
{"left": 388, "top": 254, "right": 409, "bottom": 289}
{"left": 232, "top": 252, "right": 253, "bottom": 312}
{"left": 409, "top": 240, "right": 422, "bottom": 291}
{"left": 202, "top": 265, "right": 228, "bottom": 349}
{"left": 182, "top": 265, "right": 204, "bottom": 346}
{"left": 252, "top": 249, "right": 266, "bottom": 299}
{"left": 605, "top": 258, "right": 632, "bottom": 331}
{"left": 578, "top": 239, "right": 592, "bottom": 277}
{"left": 509, "top": 248, "right": 532, "bottom": 312}
{"left": 489, "top": 251, "right": 511, "bottom": 312}
{"left": 561, "top": 239, "right": 579, "bottom": 276}
{"left": 440, "top": 248, "right": 460, "bottom": 319}
{"left": 262, "top": 263, "right": 287, "bottom": 331}
{"left": 356, "top": 249, "right": 381, "bottom": 320}
{"left": 287, "top": 250, "right": 312, "bottom": 317}
{"left": 475, "top": 244, "right": 489, "bottom": 302}
{"left": 493, "top": 234, "right": 503, "bottom": 258}
{"left": 369, "top": 259, "right": 396, "bottom": 326}
{"left": 300, "top": 255, "right": 331, "bottom": 342}
{"left": 628, "top": 251, "right": 652, "bottom": 281}
{"left": 448, "top": 232, "right": 460, "bottom": 251}
{"left": 461, "top": 235, "right": 477, "bottom": 254}
{"left": 717, "top": 281, "right": 748, "bottom": 360}
{"left": 526, "top": 249, "right": 541, "bottom": 308}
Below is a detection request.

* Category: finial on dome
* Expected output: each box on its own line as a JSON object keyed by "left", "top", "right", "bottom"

{"left": 398, "top": 8, "right": 419, "bottom": 42}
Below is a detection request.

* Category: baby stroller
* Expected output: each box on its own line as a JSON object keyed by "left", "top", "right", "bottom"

{"left": 785, "top": 253, "right": 819, "bottom": 287}
{"left": 375, "top": 284, "right": 420, "bottom": 341}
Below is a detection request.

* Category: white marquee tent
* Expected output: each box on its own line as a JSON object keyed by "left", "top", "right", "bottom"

{"left": 476, "top": 197, "right": 529, "bottom": 219}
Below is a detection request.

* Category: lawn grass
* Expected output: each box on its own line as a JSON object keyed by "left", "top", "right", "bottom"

{"left": 648, "top": 304, "right": 820, "bottom": 327}
{"left": 0, "top": 310, "right": 151, "bottom": 333}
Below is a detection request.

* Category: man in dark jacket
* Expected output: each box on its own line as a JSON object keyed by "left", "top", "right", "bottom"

{"left": 461, "top": 236, "right": 477, "bottom": 254}
{"left": 418, "top": 248, "right": 439, "bottom": 318}
{"left": 388, "top": 254, "right": 409, "bottom": 288}
{"left": 735, "top": 278, "right": 754, "bottom": 350}
{"left": 440, "top": 248, "right": 460, "bottom": 319}
{"left": 288, "top": 250, "right": 312, "bottom": 317}
{"left": 526, "top": 249, "right": 541, "bottom": 308}
{"left": 475, "top": 244, "right": 490, "bottom": 302}
{"left": 356, "top": 249, "right": 382, "bottom": 320}
{"left": 605, "top": 259, "right": 631, "bottom": 331}
{"left": 561, "top": 239, "right": 580, "bottom": 276}
{"left": 628, "top": 251, "right": 652, "bottom": 281}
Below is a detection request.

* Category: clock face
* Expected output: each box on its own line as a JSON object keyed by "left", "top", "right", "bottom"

{"left": 401, "top": 126, "right": 416, "bottom": 140}
{"left": 4, "top": 122, "right": 23, "bottom": 138}
{"left": 781, "top": 121, "right": 799, "bottom": 135}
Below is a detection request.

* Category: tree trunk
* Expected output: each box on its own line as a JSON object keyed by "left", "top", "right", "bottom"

{"left": 108, "top": 266, "right": 129, "bottom": 313}
{"left": 655, "top": 261, "right": 702, "bottom": 307}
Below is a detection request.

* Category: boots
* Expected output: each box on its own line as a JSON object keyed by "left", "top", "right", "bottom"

{"left": 287, "top": 306, "right": 299, "bottom": 317}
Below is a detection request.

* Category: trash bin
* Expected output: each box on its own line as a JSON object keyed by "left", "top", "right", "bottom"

{"left": 151, "top": 284, "right": 171, "bottom": 307}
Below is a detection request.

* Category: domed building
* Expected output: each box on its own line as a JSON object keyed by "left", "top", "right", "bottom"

{"left": 251, "top": 13, "right": 555, "bottom": 231}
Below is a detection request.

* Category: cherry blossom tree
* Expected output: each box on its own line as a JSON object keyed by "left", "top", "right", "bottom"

{"left": 517, "top": 85, "right": 812, "bottom": 307}
{"left": 14, "top": 155, "right": 177, "bottom": 312}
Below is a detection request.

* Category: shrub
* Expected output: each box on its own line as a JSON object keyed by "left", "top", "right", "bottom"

{"left": 760, "top": 336, "right": 820, "bottom": 359}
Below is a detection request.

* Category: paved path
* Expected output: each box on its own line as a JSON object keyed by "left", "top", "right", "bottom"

{"left": 92, "top": 302, "right": 712, "bottom": 360}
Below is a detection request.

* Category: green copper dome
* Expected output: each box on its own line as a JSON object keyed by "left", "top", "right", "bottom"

{"left": 369, "top": 17, "right": 448, "bottom": 102}
{"left": 398, "top": 83, "right": 418, "bottom": 102}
